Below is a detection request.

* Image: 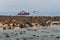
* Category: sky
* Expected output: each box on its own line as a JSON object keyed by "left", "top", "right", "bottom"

{"left": 0, "top": 0, "right": 60, "bottom": 16}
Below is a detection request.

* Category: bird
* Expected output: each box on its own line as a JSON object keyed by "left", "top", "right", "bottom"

{"left": 33, "top": 11, "right": 40, "bottom": 13}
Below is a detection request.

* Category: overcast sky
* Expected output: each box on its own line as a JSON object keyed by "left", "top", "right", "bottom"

{"left": 0, "top": 0, "right": 60, "bottom": 16}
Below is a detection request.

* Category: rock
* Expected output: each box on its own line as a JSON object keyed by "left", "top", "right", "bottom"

{"left": 23, "top": 37, "right": 27, "bottom": 40}
{"left": 33, "top": 35, "right": 36, "bottom": 36}
{"left": 6, "top": 34, "right": 10, "bottom": 38}
{"left": 16, "top": 38, "right": 19, "bottom": 40}
{"left": 50, "top": 35, "right": 54, "bottom": 36}
{"left": 33, "top": 29, "right": 37, "bottom": 31}
{"left": 36, "top": 36, "right": 39, "bottom": 37}
{"left": 3, "top": 27, "right": 6, "bottom": 30}
{"left": 20, "top": 32, "right": 23, "bottom": 34}
{"left": 56, "top": 36, "right": 60, "bottom": 38}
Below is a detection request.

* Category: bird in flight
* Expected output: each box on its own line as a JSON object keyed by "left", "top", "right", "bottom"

{"left": 33, "top": 11, "right": 40, "bottom": 13}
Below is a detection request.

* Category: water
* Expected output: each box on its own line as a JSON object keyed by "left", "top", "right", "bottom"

{"left": 0, "top": 25, "right": 60, "bottom": 40}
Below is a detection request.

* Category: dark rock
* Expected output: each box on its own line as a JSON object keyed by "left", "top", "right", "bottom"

{"left": 23, "top": 37, "right": 27, "bottom": 40}
{"left": 36, "top": 36, "right": 39, "bottom": 37}
{"left": 50, "top": 35, "right": 54, "bottom": 36}
{"left": 3, "top": 27, "right": 6, "bottom": 30}
{"left": 27, "top": 29, "right": 30, "bottom": 30}
{"left": 30, "top": 37, "right": 33, "bottom": 39}
{"left": 23, "top": 31, "right": 26, "bottom": 34}
{"left": 16, "top": 38, "right": 19, "bottom": 40}
{"left": 33, "top": 35, "right": 36, "bottom": 36}
{"left": 20, "top": 32, "right": 23, "bottom": 34}
{"left": 6, "top": 34, "right": 10, "bottom": 38}
{"left": 56, "top": 36, "right": 60, "bottom": 38}
{"left": 34, "top": 29, "right": 37, "bottom": 31}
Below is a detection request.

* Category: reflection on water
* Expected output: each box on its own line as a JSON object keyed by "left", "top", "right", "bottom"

{"left": 0, "top": 25, "right": 60, "bottom": 40}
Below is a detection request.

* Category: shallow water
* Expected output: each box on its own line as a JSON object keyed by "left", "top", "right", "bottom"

{"left": 0, "top": 25, "right": 60, "bottom": 40}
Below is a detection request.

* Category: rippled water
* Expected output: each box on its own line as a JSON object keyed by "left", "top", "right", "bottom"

{"left": 0, "top": 25, "right": 60, "bottom": 40}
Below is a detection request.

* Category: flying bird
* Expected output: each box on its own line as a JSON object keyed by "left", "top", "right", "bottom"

{"left": 33, "top": 11, "right": 40, "bottom": 13}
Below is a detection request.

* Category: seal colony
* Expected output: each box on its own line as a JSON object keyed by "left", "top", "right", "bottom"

{"left": 0, "top": 16, "right": 60, "bottom": 28}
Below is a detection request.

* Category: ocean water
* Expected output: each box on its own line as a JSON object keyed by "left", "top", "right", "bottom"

{"left": 0, "top": 25, "right": 60, "bottom": 40}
